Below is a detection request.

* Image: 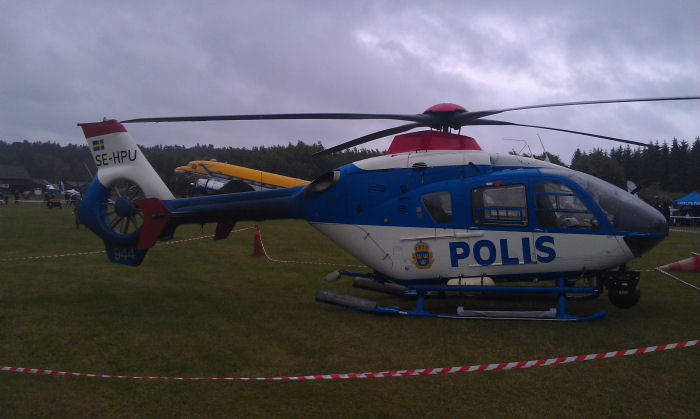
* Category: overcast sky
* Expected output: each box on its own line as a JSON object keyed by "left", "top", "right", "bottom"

{"left": 2, "top": 0, "right": 698, "bottom": 164}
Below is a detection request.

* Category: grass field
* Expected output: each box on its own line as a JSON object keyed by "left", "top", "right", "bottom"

{"left": 1, "top": 202, "right": 698, "bottom": 417}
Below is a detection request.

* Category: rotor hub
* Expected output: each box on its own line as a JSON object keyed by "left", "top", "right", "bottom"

{"left": 423, "top": 103, "right": 467, "bottom": 114}
{"left": 114, "top": 196, "right": 135, "bottom": 217}
{"left": 423, "top": 103, "right": 468, "bottom": 132}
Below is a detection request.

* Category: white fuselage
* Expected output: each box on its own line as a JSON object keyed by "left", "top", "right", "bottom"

{"left": 310, "top": 223, "right": 633, "bottom": 280}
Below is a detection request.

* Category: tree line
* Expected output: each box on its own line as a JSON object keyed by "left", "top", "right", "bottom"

{"left": 571, "top": 137, "right": 700, "bottom": 195}
{"left": 1, "top": 137, "right": 698, "bottom": 197}
{"left": 0, "top": 140, "right": 381, "bottom": 194}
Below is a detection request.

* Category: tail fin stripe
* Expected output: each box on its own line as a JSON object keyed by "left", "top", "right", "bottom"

{"left": 78, "top": 120, "right": 127, "bottom": 138}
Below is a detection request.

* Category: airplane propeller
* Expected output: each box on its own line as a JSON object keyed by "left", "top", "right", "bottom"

{"left": 120, "top": 96, "right": 700, "bottom": 155}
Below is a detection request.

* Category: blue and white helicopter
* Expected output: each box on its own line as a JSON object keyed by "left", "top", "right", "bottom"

{"left": 77, "top": 97, "right": 698, "bottom": 321}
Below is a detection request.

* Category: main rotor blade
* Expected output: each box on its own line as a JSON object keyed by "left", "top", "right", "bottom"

{"left": 313, "top": 122, "right": 426, "bottom": 156}
{"left": 122, "top": 113, "right": 436, "bottom": 125}
{"left": 449, "top": 96, "right": 700, "bottom": 127}
{"left": 467, "top": 119, "right": 651, "bottom": 147}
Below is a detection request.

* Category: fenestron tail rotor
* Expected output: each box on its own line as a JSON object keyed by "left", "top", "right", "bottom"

{"left": 103, "top": 180, "right": 146, "bottom": 237}
{"left": 120, "top": 96, "right": 700, "bottom": 154}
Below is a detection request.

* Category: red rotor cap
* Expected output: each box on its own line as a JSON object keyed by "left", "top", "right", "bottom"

{"left": 423, "top": 103, "right": 467, "bottom": 113}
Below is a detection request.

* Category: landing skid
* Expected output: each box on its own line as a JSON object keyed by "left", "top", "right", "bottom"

{"left": 316, "top": 274, "right": 606, "bottom": 321}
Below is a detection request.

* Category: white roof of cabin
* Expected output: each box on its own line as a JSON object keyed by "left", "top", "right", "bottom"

{"left": 353, "top": 149, "right": 492, "bottom": 170}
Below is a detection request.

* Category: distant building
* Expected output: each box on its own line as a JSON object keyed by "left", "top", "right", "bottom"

{"left": 0, "top": 165, "right": 91, "bottom": 194}
{"left": 0, "top": 164, "right": 33, "bottom": 191}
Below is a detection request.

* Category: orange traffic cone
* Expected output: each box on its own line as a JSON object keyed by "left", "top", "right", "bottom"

{"left": 660, "top": 252, "right": 700, "bottom": 272}
{"left": 251, "top": 225, "right": 265, "bottom": 257}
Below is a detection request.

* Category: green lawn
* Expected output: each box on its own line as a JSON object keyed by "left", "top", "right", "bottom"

{"left": 1, "top": 202, "right": 698, "bottom": 417}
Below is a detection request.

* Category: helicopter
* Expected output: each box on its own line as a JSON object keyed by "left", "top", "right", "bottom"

{"left": 174, "top": 159, "right": 308, "bottom": 194}
{"left": 77, "top": 96, "right": 699, "bottom": 321}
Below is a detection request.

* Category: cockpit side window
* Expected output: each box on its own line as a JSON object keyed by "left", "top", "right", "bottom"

{"left": 535, "top": 182, "right": 600, "bottom": 230}
{"left": 421, "top": 191, "right": 452, "bottom": 223}
{"left": 471, "top": 184, "right": 528, "bottom": 226}
{"left": 538, "top": 168, "right": 667, "bottom": 234}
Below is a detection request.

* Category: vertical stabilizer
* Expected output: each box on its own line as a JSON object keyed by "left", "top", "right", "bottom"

{"left": 78, "top": 120, "right": 174, "bottom": 200}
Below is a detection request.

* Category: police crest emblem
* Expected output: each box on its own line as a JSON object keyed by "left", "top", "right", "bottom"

{"left": 412, "top": 241, "right": 434, "bottom": 269}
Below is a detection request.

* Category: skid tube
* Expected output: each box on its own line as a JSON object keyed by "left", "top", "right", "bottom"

{"left": 316, "top": 272, "right": 606, "bottom": 321}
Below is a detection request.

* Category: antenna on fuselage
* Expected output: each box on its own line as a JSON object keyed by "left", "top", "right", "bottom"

{"left": 537, "top": 134, "right": 551, "bottom": 162}
{"left": 504, "top": 138, "right": 534, "bottom": 158}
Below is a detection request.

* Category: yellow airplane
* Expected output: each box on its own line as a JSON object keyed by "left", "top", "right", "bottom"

{"left": 175, "top": 160, "right": 308, "bottom": 193}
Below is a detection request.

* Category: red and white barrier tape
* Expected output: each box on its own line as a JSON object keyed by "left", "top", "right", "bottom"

{"left": 0, "top": 250, "right": 107, "bottom": 261}
{"left": 2, "top": 224, "right": 361, "bottom": 270}
{"left": 632, "top": 266, "right": 699, "bottom": 291}
{"left": 1, "top": 340, "right": 696, "bottom": 381}
{"left": 669, "top": 228, "right": 700, "bottom": 234}
{"left": 655, "top": 267, "right": 700, "bottom": 291}
{"left": 257, "top": 228, "right": 366, "bottom": 268}
{"left": 0, "top": 227, "right": 254, "bottom": 262}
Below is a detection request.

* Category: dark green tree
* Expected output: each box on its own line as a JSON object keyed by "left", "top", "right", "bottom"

{"left": 570, "top": 148, "right": 626, "bottom": 188}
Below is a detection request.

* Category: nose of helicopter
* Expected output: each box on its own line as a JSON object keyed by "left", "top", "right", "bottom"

{"left": 615, "top": 196, "right": 668, "bottom": 257}
{"left": 561, "top": 169, "right": 668, "bottom": 258}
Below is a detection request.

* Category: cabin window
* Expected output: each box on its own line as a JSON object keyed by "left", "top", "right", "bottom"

{"left": 421, "top": 191, "right": 452, "bottom": 223}
{"left": 471, "top": 184, "right": 528, "bottom": 226}
{"left": 535, "top": 182, "right": 600, "bottom": 230}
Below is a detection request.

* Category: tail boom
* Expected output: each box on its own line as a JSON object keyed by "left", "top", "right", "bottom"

{"left": 77, "top": 119, "right": 305, "bottom": 266}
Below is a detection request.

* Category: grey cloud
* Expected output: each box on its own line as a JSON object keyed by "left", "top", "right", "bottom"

{"left": 1, "top": 0, "right": 697, "bottom": 163}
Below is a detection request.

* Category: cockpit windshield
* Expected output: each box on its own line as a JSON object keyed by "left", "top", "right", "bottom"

{"left": 540, "top": 168, "right": 666, "bottom": 234}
